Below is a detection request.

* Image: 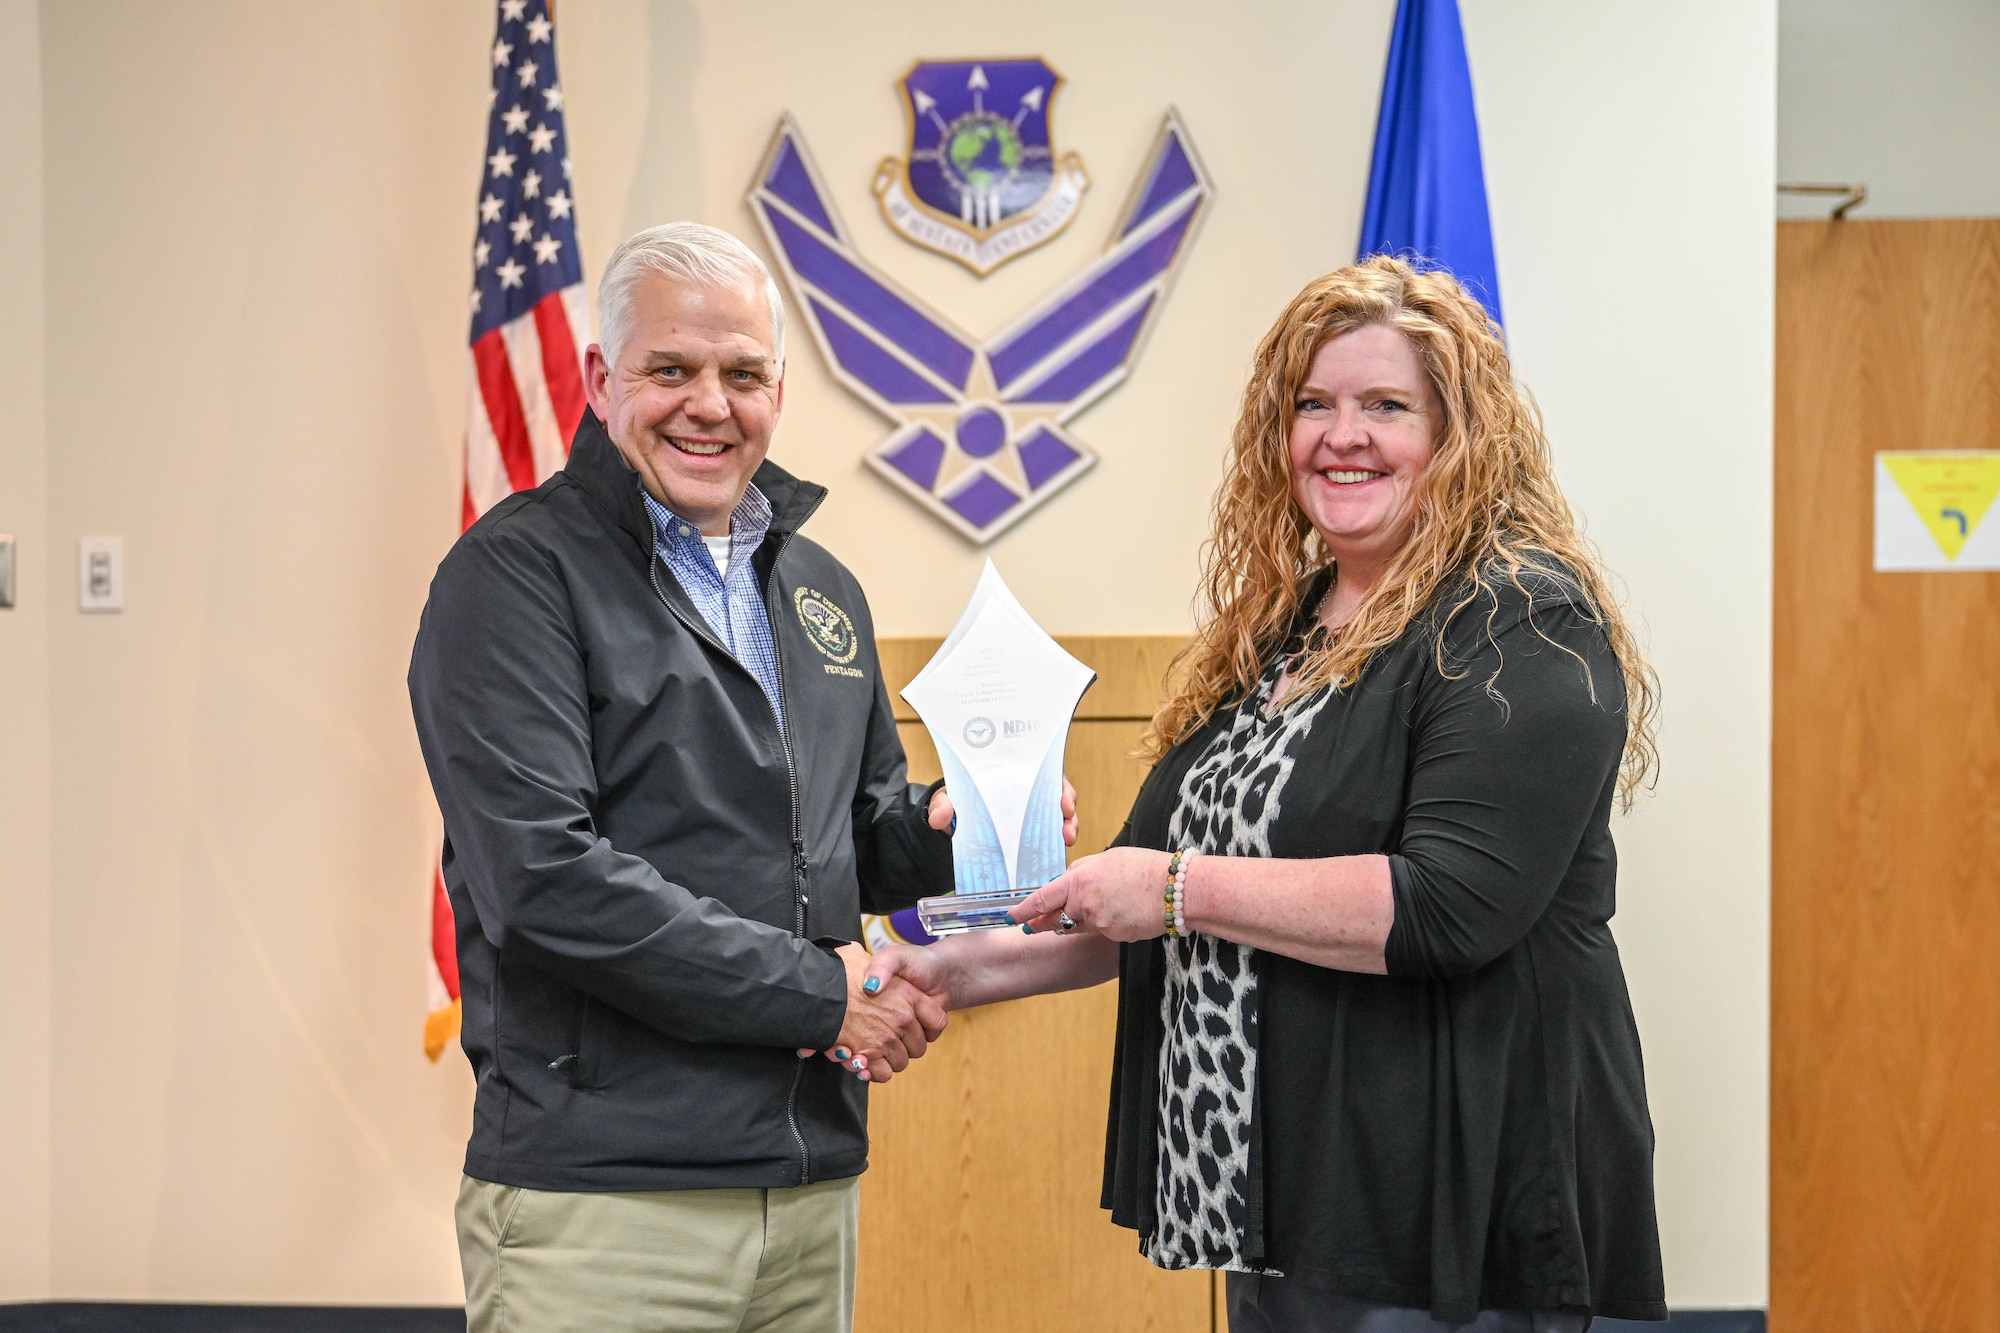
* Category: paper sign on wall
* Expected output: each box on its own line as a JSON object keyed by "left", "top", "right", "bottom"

{"left": 1875, "top": 452, "right": 2000, "bottom": 570}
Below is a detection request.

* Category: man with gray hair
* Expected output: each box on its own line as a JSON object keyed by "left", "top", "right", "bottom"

{"left": 409, "top": 222, "right": 960, "bottom": 1331}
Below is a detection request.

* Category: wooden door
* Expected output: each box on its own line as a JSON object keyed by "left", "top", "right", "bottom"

{"left": 1773, "top": 220, "right": 2000, "bottom": 1332}
{"left": 855, "top": 636, "right": 1216, "bottom": 1332}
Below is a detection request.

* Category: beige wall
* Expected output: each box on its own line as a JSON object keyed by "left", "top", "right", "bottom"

{"left": 1464, "top": 4, "right": 1775, "bottom": 1308}
{"left": 37, "top": 0, "right": 481, "bottom": 1302}
{"left": 0, "top": 0, "right": 52, "bottom": 1301}
{"left": 14, "top": 0, "right": 1772, "bottom": 1309}
{"left": 1780, "top": 0, "right": 2000, "bottom": 218}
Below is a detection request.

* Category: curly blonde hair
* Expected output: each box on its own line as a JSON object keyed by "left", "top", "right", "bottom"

{"left": 1141, "top": 255, "right": 1659, "bottom": 807}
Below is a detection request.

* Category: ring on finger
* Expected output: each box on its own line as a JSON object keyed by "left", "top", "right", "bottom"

{"left": 1057, "top": 911, "right": 1078, "bottom": 934}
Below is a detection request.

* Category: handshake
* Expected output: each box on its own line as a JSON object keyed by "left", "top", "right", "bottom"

{"left": 796, "top": 778, "right": 1082, "bottom": 1083}
{"left": 797, "top": 942, "right": 954, "bottom": 1083}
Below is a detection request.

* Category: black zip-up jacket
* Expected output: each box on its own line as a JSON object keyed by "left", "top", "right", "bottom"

{"left": 408, "top": 411, "right": 951, "bottom": 1193}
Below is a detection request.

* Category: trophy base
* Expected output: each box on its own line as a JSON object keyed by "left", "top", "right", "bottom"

{"left": 915, "top": 889, "right": 1036, "bottom": 935}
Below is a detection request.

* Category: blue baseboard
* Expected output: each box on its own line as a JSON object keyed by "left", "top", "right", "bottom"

{"left": 0, "top": 1303, "right": 1765, "bottom": 1331}
{"left": 0, "top": 1307, "right": 464, "bottom": 1332}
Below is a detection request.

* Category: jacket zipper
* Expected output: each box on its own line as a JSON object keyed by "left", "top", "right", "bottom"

{"left": 648, "top": 541, "right": 815, "bottom": 1185}
{"left": 757, "top": 534, "right": 814, "bottom": 1187}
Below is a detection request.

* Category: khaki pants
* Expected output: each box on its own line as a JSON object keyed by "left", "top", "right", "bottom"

{"left": 457, "top": 1173, "right": 859, "bottom": 1333}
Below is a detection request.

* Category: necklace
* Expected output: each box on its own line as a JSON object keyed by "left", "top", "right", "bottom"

{"left": 1277, "top": 572, "right": 1343, "bottom": 681}
{"left": 1279, "top": 622, "right": 1334, "bottom": 674}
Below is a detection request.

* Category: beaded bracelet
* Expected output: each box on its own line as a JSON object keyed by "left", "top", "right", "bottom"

{"left": 1164, "top": 849, "right": 1185, "bottom": 938}
{"left": 1172, "top": 849, "right": 1199, "bottom": 936}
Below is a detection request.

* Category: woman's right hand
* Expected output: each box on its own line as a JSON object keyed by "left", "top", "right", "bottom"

{"left": 862, "top": 942, "right": 956, "bottom": 1014}
{"left": 801, "top": 926, "right": 1119, "bottom": 1079}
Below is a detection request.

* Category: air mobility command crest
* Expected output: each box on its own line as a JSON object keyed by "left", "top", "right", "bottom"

{"left": 748, "top": 67, "right": 1212, "bottom": 544}
{"left": 873, "top": 59, "right": 1088, "bottom": 276}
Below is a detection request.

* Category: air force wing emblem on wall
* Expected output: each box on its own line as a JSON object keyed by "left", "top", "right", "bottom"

{"left": 873, "top": 59, "right": 1088, "bottom": 276}
{"left": 748, "top": 111, "right": 1212, "bottom": 543}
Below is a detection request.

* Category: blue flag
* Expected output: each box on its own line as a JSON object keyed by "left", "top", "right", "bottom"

{"left": 1357, "top": 0, "right": 1502, "bottom": 324}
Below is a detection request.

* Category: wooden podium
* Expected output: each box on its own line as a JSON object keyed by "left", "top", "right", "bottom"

{"left": 856, "top": 636, "right": 1215, "bottom": 1332}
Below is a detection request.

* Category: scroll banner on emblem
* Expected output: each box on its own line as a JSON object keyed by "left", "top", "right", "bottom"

{"left": 872, "top": 58, "right": 1089, "bottom": 276}
{"left": 876, "top": 166, "right": 1086, "bottom": 277}
{"left": 747, "top": 110, "right": 1213, "bottom": 544}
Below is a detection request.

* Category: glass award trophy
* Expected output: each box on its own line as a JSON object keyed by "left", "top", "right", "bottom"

{"left": 904, "top": 561, "right": 1096, "bottom": 934}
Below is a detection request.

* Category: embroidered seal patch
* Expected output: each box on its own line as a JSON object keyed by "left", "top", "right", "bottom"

{"left": 794, "top": 587, "right": 859, "bottom": 665}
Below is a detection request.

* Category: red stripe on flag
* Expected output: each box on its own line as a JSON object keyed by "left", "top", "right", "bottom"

{"left": 533, "top": 294, "right": 586, "bottom": 451}
{"left": 472, "top": 327, "right": 538, "bottom": 493}
{"left": 431, "top": 864, "right": 460, "bottom": 1000}
{"left": 461, "top": 479, "right": 477, "bottom": 534}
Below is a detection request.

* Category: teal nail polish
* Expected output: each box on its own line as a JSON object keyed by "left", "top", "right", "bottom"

{"left": 834, "top": 1047, "right": 850, "bottom": 1060}
{"left": 855, "top": 1071, "right": 869, "bottom": 1081}
{"left": 862, "top": 977, "right": 882, "bottom": 994}
{"left": 1021, "top": 923, "right": 1033, "bottom": 934}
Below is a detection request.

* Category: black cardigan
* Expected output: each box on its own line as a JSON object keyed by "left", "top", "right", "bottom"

{"left": 1101, "top": 569, "right": 1668, "bottom": 1324}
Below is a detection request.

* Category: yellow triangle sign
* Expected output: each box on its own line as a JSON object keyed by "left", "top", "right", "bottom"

{"left": 1882, "top": 453, "right": 2000, "bottom": 561}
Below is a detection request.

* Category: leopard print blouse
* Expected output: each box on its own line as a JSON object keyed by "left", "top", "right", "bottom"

{"left": 1143, "top": 657, "right": 1331, "bottom": 1274}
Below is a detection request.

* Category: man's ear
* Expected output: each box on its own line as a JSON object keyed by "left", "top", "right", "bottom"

{"left": 773, "top": 368, "right": 786, "bottom": 421}
{"left": 583, "top": 344, "right": 612, "bottom": 419}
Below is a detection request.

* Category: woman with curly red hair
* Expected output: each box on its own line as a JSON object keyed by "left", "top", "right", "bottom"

{"left": 872, "top": 256, "right": 1667, "bottom": 1331}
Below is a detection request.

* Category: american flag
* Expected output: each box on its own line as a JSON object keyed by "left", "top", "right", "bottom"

{"left": 428, "top": 0, "right": 587, "bottom": 1061}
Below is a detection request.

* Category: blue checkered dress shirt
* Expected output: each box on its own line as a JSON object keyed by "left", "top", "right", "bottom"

{"left": 641, "top": 483, "right": 784, "bottom": 732}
